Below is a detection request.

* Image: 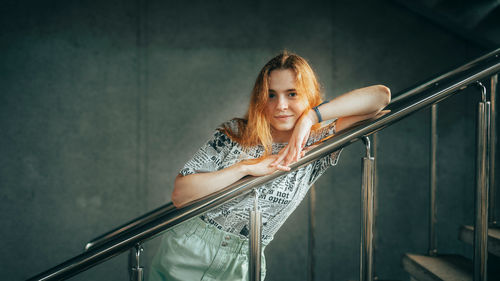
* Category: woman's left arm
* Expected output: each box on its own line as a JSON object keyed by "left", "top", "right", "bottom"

{"left": 272, "top": 85, "right": 391, "bottom": 166}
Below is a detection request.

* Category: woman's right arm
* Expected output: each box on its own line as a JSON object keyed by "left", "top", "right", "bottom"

{"left": 172, "top": 155, "right": 285, "bottom": 208}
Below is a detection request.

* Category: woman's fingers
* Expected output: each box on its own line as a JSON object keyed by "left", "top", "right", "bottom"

{"left": 282, "top": 133, "right": 310, "bottom": 166}
{"left": 284, "top": 144, "right": 299, "bottom": 166}
{"left": 275, "top": 164, "right": 291, "bottom": 171}
{"left": 303, "top": 144, "right": 319, "bottom": 153}
{"left": 293, "top": 134, "right": 308, "bottom": 163}
{"left": 268, "top": 155, "right": 291, "bottom": 172}
{"left": 294, "top": 143, "right": 302, "bottom": 162}
{"left": 270, "top": 146, "right": 289, "bottom": 167}
{"left": 273, "top": 145, "right": 297, "bottom": 167}
{"left": 375, "top": 109, "right": 391, "bottom": 118}
{"left": 276, "top": 116, "right": 313, "bottom": 166}
{"left": 301, "top": 136, "right": 308, "bottom": 148}
{"left": 272, "top": 129, "right": 311, "bottom": 167}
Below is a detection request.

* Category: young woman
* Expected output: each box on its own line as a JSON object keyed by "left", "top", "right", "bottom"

{"left": 149, "top": 52, "right": 391, "bottom": 281}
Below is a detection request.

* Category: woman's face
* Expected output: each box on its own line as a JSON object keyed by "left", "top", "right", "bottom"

{"left": 265, "top": 69, "right": 307, "bottom": 141}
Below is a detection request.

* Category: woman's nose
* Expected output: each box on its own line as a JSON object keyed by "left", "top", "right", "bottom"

{"left": 277, "top": 96, "right": 288, "bottom": 110}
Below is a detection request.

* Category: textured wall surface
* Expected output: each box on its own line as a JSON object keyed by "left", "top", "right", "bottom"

{"left": 0, "top": 0, "right": 492, "bottom": 280}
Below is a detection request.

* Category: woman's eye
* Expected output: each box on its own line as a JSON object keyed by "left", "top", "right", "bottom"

{"left": 289, "top": 92, "right": 297, "bottom": 97}
{"left": 268, "top": 93, "right": 275, "bottom": 98}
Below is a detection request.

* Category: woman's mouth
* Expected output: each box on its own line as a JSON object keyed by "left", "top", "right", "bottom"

{"left": 274, "top": 115, "right": 293, "bottom": 120}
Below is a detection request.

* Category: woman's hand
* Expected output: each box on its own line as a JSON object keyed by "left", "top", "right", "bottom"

{"left": 270, "top": 85, "right": 391, "bottom": 169}
{"left": 245, "top": 154, "right": 291, "bottom": 176}
{"left": 172, "top": 154, "right": 290, "bottom": 208}
{"left": 271, "top": 109, "right": 316, "bottom": 168}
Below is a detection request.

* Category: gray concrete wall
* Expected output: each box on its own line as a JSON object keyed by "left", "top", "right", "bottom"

{"left": 0, "top": 0, "right": 490, "bottom": 280}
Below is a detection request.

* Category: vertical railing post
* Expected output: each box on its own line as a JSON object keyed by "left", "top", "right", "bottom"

{"left": 372, "top": 132, "right": 379, "bottom": 280}
{"left": 490, "top": 74, "right": 497, "bottom": 226}
{"left": 474, "top": 81, "right": 490, "bottom": 281}
{"left": 429, "top": 104, "right": 438, "bottom": 256}
{"left": 360, "top": 136, "right": 375, "bottom": 281}
{"left": 249, "top": 188, "right": 262, "bottom": 281}
{"left": 130, "top": 244, "right": 144, "bottom": 281}
{"left": 307, "top": 184, "right": 316, "bottom": 281}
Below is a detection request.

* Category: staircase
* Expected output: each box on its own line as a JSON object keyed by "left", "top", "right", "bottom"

{"left": 25, "top": 49, "right": 500, "bottom": 281}
{"left": 402, "top": 226, "right": 500, "bottom": 280}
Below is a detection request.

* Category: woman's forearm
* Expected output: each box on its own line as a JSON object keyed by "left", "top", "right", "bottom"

{"left": 313, "top": 85, "right": 391, "bottom": 122}
{"left": 172, "top": 155, "right": 284, "bottom": 208}
{"left": 271, "top": 85, "right": 391, "bottom": 167}
{"left": 172, "top": 163, "right": 249, "bottom": 208}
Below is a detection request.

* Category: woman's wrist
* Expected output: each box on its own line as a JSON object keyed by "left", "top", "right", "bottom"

{"left": 307, "top": 108, "right": 319, "bottom": 124}
{"left": 235, "top": 161, "right": 252, "bottom": 177}
{"left": 311, "top": 100, "right": 329, "bottom": 123}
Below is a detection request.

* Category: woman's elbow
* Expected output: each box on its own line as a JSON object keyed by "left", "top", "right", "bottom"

{"left": 171, "top": 176, "right": 185, "bottom": 208}
{"left": 171, "top": 190, "right": 182, "bottom": 209}
{"left": 171, "top": 192, "right": 182, "bottom": 209}
{"left": 374, "top": 84, "right": 391, "bottom": 107}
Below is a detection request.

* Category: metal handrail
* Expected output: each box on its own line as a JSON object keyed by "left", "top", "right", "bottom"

{"left": 83, "top": 49, "right": 500, "bottom": 252}
{"left": 27, "top": 48, "right": 500, "bottom": 281}
{"left": 84, "top": 203, "right": 176, "bottom": 251}
{"left": 392, "top": 48, "right": 500, "bottom": 103}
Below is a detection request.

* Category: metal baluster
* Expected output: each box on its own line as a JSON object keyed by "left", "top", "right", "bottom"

{"left": 372, "top": 133, "right": 379, "bottom": 281}
{"left": 474, "top": 81, "right": 490, "bottom": 281}
{"left": 360, "top": 136, "right": 375, "bottom": 281}
{"left": 307, "top": 184, "right": 316, "bottom": 281}
{"left": 130, "top": 244, "right": 144, "bottom": 281}
{"left": 249, "top": 188, "right": 262, "bottom": 281}
{"left": 490, "top": 74, "right": 497, "bottom": 226}
{"left": 429, "top": 104, "right": 438, "bottom": 256}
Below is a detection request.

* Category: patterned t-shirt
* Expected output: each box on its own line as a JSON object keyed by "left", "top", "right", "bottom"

{"left": 179, "top": 119, "right": 342, "bottom": 245}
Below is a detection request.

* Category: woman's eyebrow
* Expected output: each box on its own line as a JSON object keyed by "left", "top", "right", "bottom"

{"left": 268, "top": 88, "right": 296, "bottom": 92}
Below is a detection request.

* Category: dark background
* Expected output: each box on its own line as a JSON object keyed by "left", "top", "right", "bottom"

{"left": 0, "top": 0, "right": 497, "bottom": 280}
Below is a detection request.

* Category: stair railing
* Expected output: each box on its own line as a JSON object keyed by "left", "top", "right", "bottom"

{"left": 474, "top": 81, "right": 491, "bottom": 281}
{"left": 27, "top": 48, "right": 500, "bottom": 281}
{"left": 489, "top": 74, "right": 498, "bottom": 226}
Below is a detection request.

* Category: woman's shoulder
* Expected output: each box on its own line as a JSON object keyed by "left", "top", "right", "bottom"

{"left": 202, "top": 118, "right": 246, "bottom": 152}
{"left": 218, "top": 118, "right": 246, "bottom": 138}
{"left": 219, "top": 118, "right": 244, "bottom": 131}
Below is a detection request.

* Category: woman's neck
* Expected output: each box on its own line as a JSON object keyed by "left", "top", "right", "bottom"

{"left": 271, "top": 130, "right": 292, "bottom": 143}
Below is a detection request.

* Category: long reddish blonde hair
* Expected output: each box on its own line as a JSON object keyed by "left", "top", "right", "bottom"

{"left": 222, "top": 51, "right": 324, "bottom": 154}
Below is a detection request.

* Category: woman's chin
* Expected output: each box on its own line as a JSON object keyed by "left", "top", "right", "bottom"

{"left": 271, "top": 124, "right": 294, "bottom": 133}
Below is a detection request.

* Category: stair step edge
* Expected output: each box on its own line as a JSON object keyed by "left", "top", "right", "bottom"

{"left": 402, "top": 253, "right": 472, "bottom": 281}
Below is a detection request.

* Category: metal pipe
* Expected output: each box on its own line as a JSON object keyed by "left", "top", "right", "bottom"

{"left": 429, "top": 104, "right": 438, "bottom": 256}
{"left": 307, "top": 184, "right": 316, "bottom": 281}
{"left": 249, "top": 189, "right": 262, "bottom": 281}
{"left": 360, "top": 137, "right": 375, "bottom": 281}
{"left": 84, "top": 48, "right": 500, "bottom": 252}
{"left": 130, "top": 244, "right": 144, "bottom": 281}
{"left": 473, "top": 82, "right": 490, "bottom": 281}
{"left": 27, "top": 50, "right": 500, "bottom": 281}
{"left": 86, "top": 204, "right": 175, "bottom": 251}
{"left": 372, "top": 133, "right": 379, "bottom": 280}
{"left": 364, "top": 135, "right": 372, "bottom": 158}
{"left": 83, "top": 49, "right": 500, "bottom": 252}
{"left": 490, "top": 74, "right": 497, "bottom": 225}
{"left": 392, "top": 49, "right": 500, "bottom": 103}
